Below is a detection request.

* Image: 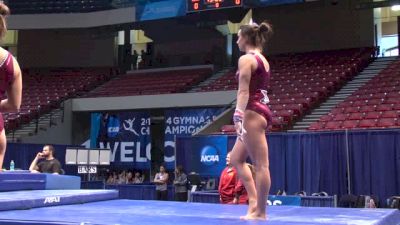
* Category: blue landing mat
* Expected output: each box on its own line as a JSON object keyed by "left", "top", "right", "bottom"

{"left": 0, "top": 173, "right": 46, "bottom": 191}
{"left": 0, "top": 190, "right": 118, "bottom": 211}
{"left": 0, "top": 173, "right": 81, "bottom": 191}
{"left": 0, "top": 199, "right": 398, "bottom": 225}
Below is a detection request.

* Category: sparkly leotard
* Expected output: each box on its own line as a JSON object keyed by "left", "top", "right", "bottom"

{"left": 0, "top": 52, "right": 15, "bottom": 131}
{"left": 236, "top": 53, "right": 273, "bottom": 127}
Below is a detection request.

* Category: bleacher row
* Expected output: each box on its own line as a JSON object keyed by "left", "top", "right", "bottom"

{"left": 309, "top": 60, "right": 400, "bottom": 130}
{"left": 4, "top": 68, "right": 117, "bottom": 132}
{"left": 84, "top": 68, "right": 212, "bottom": 97}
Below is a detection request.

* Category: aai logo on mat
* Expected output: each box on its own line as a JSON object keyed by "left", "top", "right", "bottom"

{"left": 44, "top": 196, "right": 61, "bottom": 204}
{"left": 200, "top": 145, "right": 220, "bottom": 166}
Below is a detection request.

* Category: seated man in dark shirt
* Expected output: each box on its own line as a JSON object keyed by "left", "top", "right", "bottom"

{"left": 29, "top": 145, "right": 62, "bottom": 174}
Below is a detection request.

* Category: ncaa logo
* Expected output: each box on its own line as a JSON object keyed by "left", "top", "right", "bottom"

{"left": 200, "top": 145, "right": 220, "bottom": 166}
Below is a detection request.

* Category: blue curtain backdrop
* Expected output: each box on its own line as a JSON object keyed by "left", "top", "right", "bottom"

{"left": 177, "top": 129, "right": 400, "bottom": 205}
{"left": 226, "top": 132, "right": 348, "bottom": 198}
{"left": 348, "top": 130, "right": 400, "bottom": 205}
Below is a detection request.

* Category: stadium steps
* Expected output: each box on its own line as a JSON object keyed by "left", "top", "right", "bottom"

{"left": 7, "top": 108, "right": 64, "bottom": 143}
{"left": 290, "top": 57, "right": 398, "bottom": 131}
{"left": 187, "top": 67, "right": 234, "bottom": 93}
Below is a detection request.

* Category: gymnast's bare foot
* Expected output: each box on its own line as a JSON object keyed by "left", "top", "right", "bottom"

{"left": 240, "top": 211, "right": 267, "bottom": 221}
{"left": 240, "top": 199, "right": 257, "bottom": 220}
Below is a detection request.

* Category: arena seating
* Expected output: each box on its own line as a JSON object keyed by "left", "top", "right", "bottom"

{"left": 9, "top": 0, "right": 113, "bottom": 14}
{"left": 212, "top": 48, "right": 376, "bottom": 133}
{"left": 309, "top": 58, "right": 400, "bottom": 131}
{"left": 4, "top": 68, "right": 116, "bottom": 132}
{"left": 84, "top": 68, "right": 212, "bottom": 97}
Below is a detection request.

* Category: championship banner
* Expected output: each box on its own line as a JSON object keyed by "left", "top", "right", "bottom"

{"left": 175, "top": 136, "right": 228, "bottom": 177}
{"left": 164, "top": 108, "right": 223, "bottom": 169}
{"left": 90, "top": 111, "right": 151, "bottom": 169}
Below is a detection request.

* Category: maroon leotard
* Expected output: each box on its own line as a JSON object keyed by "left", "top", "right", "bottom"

{"left": 236, "top": 53, "right": 273, "bottom": 128}
{"left": 0, "top": 52, "right": 15, "bottom": 131}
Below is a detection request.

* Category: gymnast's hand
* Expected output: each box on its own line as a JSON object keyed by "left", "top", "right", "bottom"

{"left": 234, "top": 121, "right": 244, "bottom": 138}
{"left": 233, "top": 109, "right": 247, "bottom": 140}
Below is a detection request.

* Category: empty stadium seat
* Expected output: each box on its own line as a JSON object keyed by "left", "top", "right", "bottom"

{"left": 359, "top": 105, "right": 376, "bottom": 113}
{"left": 309, "top": 122, "right": 325, "bottom": 130}
{"left": 376, "top": 104, "right": 393, "bottom": 111}
{"left": 341, "top": 120, "right": 359, "bottom": 129}
{"left": 377, "top": 118, "right": 398, "bottom": 128}
{"left": 331, "top": 108, "right": 344, "bottom": 114}
{"left": 348, "top": 113, "right": 364, "bottom": 120}
{"left": 359, "top": 119, "right": 378, "bottom": 128}
{"left": 324, "top": 121, "right": 342, "bottom": 130}
{"left": 344, "top": 107, "right": 360, "bottom": 114}
{"left": 381, "top": 111, "right": 399, "bottom": 118}
{"left": 365, "top": 112, "right": 381, "bottom": 120}
{"left": 333, "top": 114, "right": 348, "bottom": 121}
{"left": 319, "top": 114, "right": 333, "bottom": 122}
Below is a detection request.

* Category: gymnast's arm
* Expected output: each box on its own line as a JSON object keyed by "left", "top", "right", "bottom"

{"left": 235, "top": 55, "right": 253, "bottom": 113}
{"left": 0, "top": 57, "right": 22, "bottom": 112}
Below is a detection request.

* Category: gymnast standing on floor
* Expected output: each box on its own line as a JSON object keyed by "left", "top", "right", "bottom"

{"left": 229, "top": 21, "right": 273, "bottom": 220}
{"left": 0, "top": 2, "right": 22, "bottom": 171}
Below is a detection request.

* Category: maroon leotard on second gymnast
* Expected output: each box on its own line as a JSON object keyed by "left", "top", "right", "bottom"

{"left": 236, "top": 53, "right": 273, "bottom": 127}
{"left": 0, "top": 52, "right": 15, "bottom": 132}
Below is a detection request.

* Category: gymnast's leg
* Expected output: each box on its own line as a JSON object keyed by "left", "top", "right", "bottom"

{"left": 230, "top": 134, "right": 257, "bottom": 217}
{"left": 241, "top": 110, "right": 271, "bottom": 220}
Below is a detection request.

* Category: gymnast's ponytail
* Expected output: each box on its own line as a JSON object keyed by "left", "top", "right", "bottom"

{"left": 0, "top": 2, "right": 10, "bottom": 39}
{"left": 239, "top": 21, "right": 273, "bottom": 49}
